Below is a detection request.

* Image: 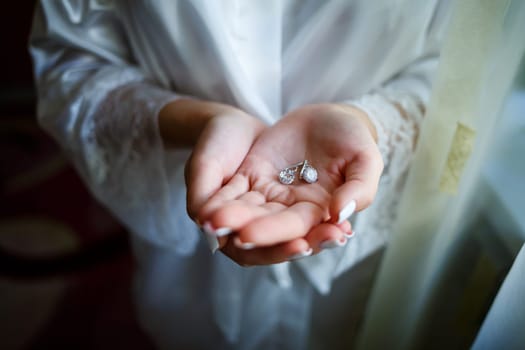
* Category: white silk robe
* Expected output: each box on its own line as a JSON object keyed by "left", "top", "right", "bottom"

{"left": 30, "top": 1, "right": 450, "bottom": 348}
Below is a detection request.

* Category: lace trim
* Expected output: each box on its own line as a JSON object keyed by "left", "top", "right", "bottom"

{"left": 350, "top": 91, "right": 423, "bottom": 235}
{"left": 81, "top": 80, "right": 198, "bottom": 253}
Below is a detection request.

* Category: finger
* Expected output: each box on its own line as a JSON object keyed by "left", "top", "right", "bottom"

{"left": 221, "top": 238, "right": 311, "bottom": 266}
{"left": 236, "top": 191, "right": 266, "bottom": 206}
{"left": 206, "top": 202, "right": 285, "bottom": 251}
{"left": 186, "top": 156, "right": 224, "bottom": 221}
{"left": 304, "top": 223, "right": 348, "bottom": 253}
{"left": 210, "top": 219, "right": 351, "bottom": 256}
{"left": 209, "top": 201, "right": 285, "bottom": 233}
{"left": 197, "top": 174, "right": 250, "bottom": 222}
{"left": 202, "top": 201, "right": 282, "bottom": 249}
{"left": 329, "top": 149, "right": 384, "bottom": 224}
{"left": 204, "top": 191, "right": 267, "bottom": 240}
{"left": 237, "top": 201, "right": 325, "bottom": 247}
{"left": 335, "top": 219, "right": 352, "bottom": 234}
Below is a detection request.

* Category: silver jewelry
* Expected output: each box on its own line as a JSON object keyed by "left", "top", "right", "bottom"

{"left": 299, "top": 160, "right": 318, "bottom": 184}
{"left": 279, "top": 160, "right": 318, "bottom": 185}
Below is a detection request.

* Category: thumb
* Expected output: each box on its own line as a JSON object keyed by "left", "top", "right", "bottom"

{"left": 329, "top": 150, "right": 384, "bottom": 224}
{"left": 185, "top": 154, "right": 224, "bottom": 222}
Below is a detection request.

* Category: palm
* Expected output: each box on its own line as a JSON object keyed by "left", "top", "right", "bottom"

{"left": 237, "top": 130, "right": 348, "bottom": 217}
{"left": 185, "top": 111, "right": 265, "bottom": 220}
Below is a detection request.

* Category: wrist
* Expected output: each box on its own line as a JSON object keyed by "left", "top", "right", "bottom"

{"left": 333, "top": 103, "right": 378, "bottom": 143}
{"left": 158, "top": 98, "right": 248, "bottom": 148}
{"left": 288, "top": 103, "right": 378, "bottom": 143}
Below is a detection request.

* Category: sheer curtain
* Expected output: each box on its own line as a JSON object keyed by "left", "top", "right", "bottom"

{"left": 356, "top": 0, "right": 525, "bottom": 349}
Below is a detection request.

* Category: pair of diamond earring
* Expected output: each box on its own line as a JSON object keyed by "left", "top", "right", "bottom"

{"left": 278, "top": 160, "right": 318, "bottom": 185}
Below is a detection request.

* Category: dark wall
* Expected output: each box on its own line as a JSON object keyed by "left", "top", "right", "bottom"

{"left": 0, "top": 1, "right": 37, "bottom": 116}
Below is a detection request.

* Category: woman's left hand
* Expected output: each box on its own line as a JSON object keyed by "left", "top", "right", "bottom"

{"left": 197, "top": 104, "right": 383, "bottom": 266}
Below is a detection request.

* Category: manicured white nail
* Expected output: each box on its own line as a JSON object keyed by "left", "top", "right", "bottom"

{"left": 214, "top": 227, "right": 233, "bottom": 237}
{"left": 200, "top": 228, "right": 219, "bottom": 254}
{"left": 337, "top": 200, "right": 356, "bottom": 224}
{"left": 288, "top": 248, "right": 313, "bottom": 261}
{"left": 320, "top": 237, "right": 347, "bottom": 250}
{"left": 202, "top": 222, "right": 233, "bottom": 237}
{"left": 344, "top": 231, "right": 357, "bottom": 239}
{"left": 234, "top": 237, "right": 256, "bottom": 250}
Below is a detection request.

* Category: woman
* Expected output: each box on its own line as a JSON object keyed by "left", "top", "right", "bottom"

{"left": 30, "top": 1, "right": 450, "bottom": 348}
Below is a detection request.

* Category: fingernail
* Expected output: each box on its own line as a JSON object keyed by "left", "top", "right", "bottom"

{"left": 288, "top": 248, "right": 313, "bottom": 261}
{"left": 337, "top": 200, "right": 356, "bottom": 224}
{"left": 344, "top": 231, "right": 357, "bottom": 239}
{"left": 200, "top": 228, "right": 219, "bottom": 254}
{"left": 215, "top": 227, "right": 233, "bottom": 237}
{"left": 320, "top": 237, "right": 348, "bottom": 250}
{"left": 202, "top": 222, "right": 233, "bottom": 237}
{"left": 234, "top": 236, "right": 256, "bottom": 250}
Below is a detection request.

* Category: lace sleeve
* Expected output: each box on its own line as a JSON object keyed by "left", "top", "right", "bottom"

{"left": 337, "top": 55, "right": 439, "bottom": 263}
{"left": 30, "top": 1, "right": 199, "bottom": 254}
{"left": 347, "top": 0, "right": 451, "bottom": 183}
{"left": 350, "top": 94, "right": 421, "bottom": 186}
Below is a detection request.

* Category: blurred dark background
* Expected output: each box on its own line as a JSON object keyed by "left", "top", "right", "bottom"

{"left": 0, "top": 3, "right": 154, "bottom": 349}
{"left": 0, "top": 1, "right": 35, "bottom": 116}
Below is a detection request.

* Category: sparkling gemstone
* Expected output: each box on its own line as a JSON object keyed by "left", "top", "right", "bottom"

{"left": 279, "top": 168, "right": 296, "bottom": 185}
{"left": 301, "top": 166, "right": 318, "bottom": 183}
